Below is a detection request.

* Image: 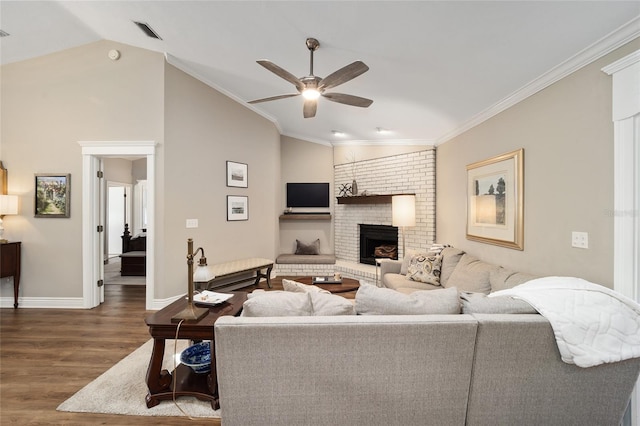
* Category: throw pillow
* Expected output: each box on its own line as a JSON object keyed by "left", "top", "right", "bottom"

{"left": 355, "top": 283, "right": 460, "bottom": 315}
{"left": 282, "top": 278, "right": 330, "bottom": 294}
{"left": 295, "top": 239, "right": 320, "bottom": 255}
{"left": 444, "top": 254, "right": 497, "bottom": 294}
{"left": 241, "top": 292, "right": 313, "bottom": 317}
{"left": 459, "top": 291, "right": 537, "bottom": 314}
{"left": 407, "top": 253, "right": 443, "bottom": 285}
{"left": 439, "top": 247, "right": 465, "bottom": 287}
{"left": 309, "top": 292, "right": 355, "bottom": 316}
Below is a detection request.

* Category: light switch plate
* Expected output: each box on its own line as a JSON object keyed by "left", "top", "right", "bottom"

{"left": 186, "top": 219, "right": 198, "bottom": 228}
{"left": 571, "top": 231, "right": 588, "bottom": 249}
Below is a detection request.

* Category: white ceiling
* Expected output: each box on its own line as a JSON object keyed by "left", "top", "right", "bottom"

{"left": 1, "top": 1, "right": 639, "bottom": 146}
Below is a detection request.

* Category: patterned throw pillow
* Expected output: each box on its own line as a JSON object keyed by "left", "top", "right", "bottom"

{"left": 407, "top": 252, "right": 443, "bottom": 285}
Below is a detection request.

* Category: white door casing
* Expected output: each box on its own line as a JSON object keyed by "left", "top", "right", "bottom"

{"left": 603, "top": 49, "right": 640, "bottom": 426}
{"left": 80, "top": 141, "right": 156, "bottom": 310}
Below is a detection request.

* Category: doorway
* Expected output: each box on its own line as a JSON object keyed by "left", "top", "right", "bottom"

{"left": 80, "top": 141, "right": 156, "bottom": 310}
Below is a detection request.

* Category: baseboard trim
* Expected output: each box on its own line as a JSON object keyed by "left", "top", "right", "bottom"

{"left": 0, "top": 296, "right": 85, "bottom": 309}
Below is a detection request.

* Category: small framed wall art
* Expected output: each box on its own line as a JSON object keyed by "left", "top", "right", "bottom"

{"left": 227, "top": 195, "right": 248, "bottom": 221}
{"left": 35, "top": 173, "right": 71, "bottom": 218}
{"left": 466, "top": 149, "right": 524, "bottom": 250}
{"left": 226, "top": 161, "right": 248, "bottom": 188}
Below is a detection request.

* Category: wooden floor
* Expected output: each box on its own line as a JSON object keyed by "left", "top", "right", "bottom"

{"left": 0, "top": 277, "right": 343, "bottom": 425}
{"left": 0, "top": 284, "right": 220, "bottom": 425}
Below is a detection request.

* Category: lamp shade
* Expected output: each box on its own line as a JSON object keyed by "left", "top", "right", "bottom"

{"left": 392, "top": 195, "right": 416, "bottom": 227}
{"left": 0, "top": 195, "right": 18, "bottom": 215}
{"left": 193, "top": 264, "right": 215, "bottom": 283}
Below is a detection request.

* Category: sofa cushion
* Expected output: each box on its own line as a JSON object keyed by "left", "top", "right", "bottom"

{"left": 242, "top": 291, "right": 313, "bottom": 317}
{"left": 355, "top": 283, "right": 460, "bottom": 315}
{"left": 400, "top": 249, "right": 419, "bottom": 275}
{"left": 407, "top": 253, "right": 443, "bottom": 285}
{"left": 276, "top": 254, "right": 336, "bottom": 264}
{"left": 282, "top": 278, "right": 330, "bottom": 294}
{"left": 308, "top": 292, "right": 356, "bottom": 316}
{"left": 460, "top": 292, "right": 537, "bottom": 314}
{"left": 445, "top": 254, "right": 497, "bottom": 294}
{"left": 383, "top": 273, "right": 441, "bottom": 291}
{"left": 440, "top": 247, "right": 465, "bottom": 287}
{"left": 295, "top": 239, "right": 320, "bottom": 255}
{"left": 490, "top": 267, "right": 538, "bottom": 292}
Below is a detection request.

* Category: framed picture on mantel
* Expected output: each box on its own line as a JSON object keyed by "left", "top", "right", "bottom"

{"left": 466, "top": 149, "right": 523, "bottom": 250}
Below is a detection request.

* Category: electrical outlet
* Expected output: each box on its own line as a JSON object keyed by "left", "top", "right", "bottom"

{"left": 571, "top": 231, "right": 589, "bottom": 249}
{"left": 186, "top": 219, "right": 198, "bottom": 228}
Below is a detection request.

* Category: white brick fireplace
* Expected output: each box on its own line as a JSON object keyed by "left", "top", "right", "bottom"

{"left": 334, "top": 148, "right": 436, "bottom": 264}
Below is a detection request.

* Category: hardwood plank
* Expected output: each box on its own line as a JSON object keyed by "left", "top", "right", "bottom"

{"left": 0, "top": 284, "right": 220, "bottom": 425}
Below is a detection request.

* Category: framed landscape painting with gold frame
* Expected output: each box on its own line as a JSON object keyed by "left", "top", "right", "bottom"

{"left": 466, "top": 149, "right": 523, "bottom": 250}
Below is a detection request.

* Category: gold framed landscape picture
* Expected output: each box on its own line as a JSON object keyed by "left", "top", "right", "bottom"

{"left": 35, "top": 173, "right": 71, "bottom": 218}
{"left": 466, "top": 149, "right": 523, "bottom": 250}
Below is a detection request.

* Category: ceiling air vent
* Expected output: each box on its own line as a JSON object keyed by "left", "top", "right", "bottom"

{"left": 133, "top": 21, "right": 162, "bottom": 40}
{"left": 0, "top": 30, "right": 10, "bottom": 37}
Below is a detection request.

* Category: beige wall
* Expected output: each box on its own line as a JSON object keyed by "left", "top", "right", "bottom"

{"left": 279, "top": 136, "right": 334, "bottom": 254}
{"left": 163, "top": 63, "right": 280, "bottom": 298}
{"left": 0, "top": 39, "right": 281, "bottom": 303}
{"left": 436, "top": 38, "right": 640, "bottom": 287}
{"left": 0, "top": 40, "right": 164, "bottom": 299}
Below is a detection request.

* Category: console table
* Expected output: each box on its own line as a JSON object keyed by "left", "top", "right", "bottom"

{"left": 1, "top": 242, "right": 21, "bottom": 308}
{"left": 144, "top": 292, "right": 247, "bottom": 409}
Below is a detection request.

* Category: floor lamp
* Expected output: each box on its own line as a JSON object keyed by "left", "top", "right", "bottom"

{"left": 392, "top": 195, "right": 416, "bottom": 258}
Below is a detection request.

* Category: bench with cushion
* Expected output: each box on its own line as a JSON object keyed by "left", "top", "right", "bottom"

{"left": 202, "top": 258, "right": 273, "bottom": 290}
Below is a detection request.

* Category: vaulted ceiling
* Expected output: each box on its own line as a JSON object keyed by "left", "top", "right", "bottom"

{"left": 1, "top": 1, "right": 638, "bottom": 145}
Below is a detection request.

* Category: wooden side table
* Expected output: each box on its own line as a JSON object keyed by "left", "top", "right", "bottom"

{"left": 1, "top": 242, "right": 21, "bottom": 308}
{"left": 144, "top": 292, "right": 247, "bottom": 409}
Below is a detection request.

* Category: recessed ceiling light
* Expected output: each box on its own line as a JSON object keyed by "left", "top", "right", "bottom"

{"left": 332, "top": 130, "right": 346, "bottom": 137}
{"left": 376, "top": 127, "right": 391, "bottom": 134}
{"left": 133, "top": 21, "right": 162, "bottom": 40}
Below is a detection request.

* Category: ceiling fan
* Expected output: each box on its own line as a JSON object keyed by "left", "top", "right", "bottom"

{"left": 249, "top": 38, "right": 373, "bottom": 118}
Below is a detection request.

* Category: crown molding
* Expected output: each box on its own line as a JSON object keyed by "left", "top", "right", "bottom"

{"left": 331, "top": 139, "right": 435, "bottom": 147}
{"left": 436, "top": 15, "right": 640, "bottom": 146}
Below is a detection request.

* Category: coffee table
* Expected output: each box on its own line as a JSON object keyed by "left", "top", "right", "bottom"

{"left": 294, "top": 276, "right": 360, "bottom": 293}
{"left": 144, "top": 292, "right": 247, "bottom": 409}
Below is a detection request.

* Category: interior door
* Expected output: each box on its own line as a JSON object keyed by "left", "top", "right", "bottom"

{"left": 97, "top": 159, "right": 105, "bottom": 304}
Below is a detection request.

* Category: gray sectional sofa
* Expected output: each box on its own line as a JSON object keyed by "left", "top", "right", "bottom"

{"left": 214, "top": 246, "right": 640, "bottom": 425}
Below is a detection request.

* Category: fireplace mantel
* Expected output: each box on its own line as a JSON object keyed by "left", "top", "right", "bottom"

{"left": 336, "top": 193, "right": 414, "bottom": 205}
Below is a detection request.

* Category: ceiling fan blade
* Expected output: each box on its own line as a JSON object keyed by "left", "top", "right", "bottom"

{"left": 322, "top": 92, "right": 373, "bottom": 108}
{"left": 318, "top": 61, "right": 369, "bottom": 91}
{"left": 256, "top": 60, "right": 304, "bottom": 92}
{"left": 303, "top": 99, "right": 317, "bottom": 118}
{"left": 248, "top": 93, "right": 300, "bottom": 104}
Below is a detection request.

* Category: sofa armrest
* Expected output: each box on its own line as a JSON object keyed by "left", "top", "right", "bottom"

{"left": 379, "top": 259, "right": 402, "bottom": 277}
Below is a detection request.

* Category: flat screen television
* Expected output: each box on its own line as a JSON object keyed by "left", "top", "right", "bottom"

{"left": 286, "top": 183, "right": 330, "bottom": 208}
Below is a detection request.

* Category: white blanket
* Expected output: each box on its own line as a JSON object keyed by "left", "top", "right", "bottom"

{"left": 490, "top": 276, "right": 640, "bottom": 368}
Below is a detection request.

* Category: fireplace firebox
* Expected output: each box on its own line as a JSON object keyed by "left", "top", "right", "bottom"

{"left": 359, "top": 224, "right": 399, "bottom": 265}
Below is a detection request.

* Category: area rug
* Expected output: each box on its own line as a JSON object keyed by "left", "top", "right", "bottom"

{"left": 57, "top": 339, "right": 220, "bottom": 418}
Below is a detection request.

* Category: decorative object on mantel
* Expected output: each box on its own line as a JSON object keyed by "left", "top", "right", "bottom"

{"left": 392, "top": 194, "right": 416, "bottom": 256}
{"left": 466, "top": 149, "right": 524, "bottom": 250}
{"left": 338, "top": 183, "right": 351, "bottom": 197}
{"left": 347, "top": 151, "right": 358, "bottom": 195}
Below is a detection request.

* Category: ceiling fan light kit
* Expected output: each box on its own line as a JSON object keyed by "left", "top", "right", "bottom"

{"left": 249, "top": 37, "right": 373, "bottom": 118}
